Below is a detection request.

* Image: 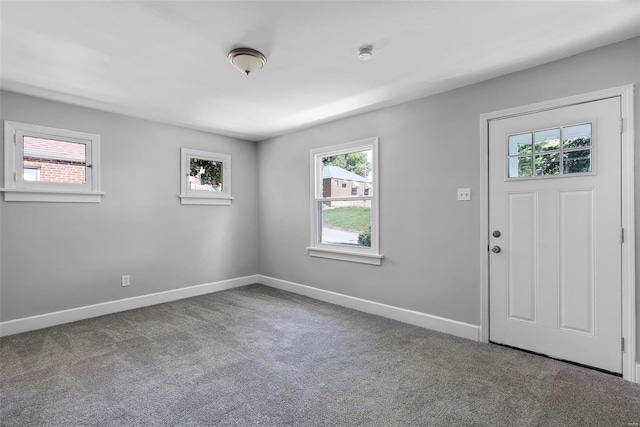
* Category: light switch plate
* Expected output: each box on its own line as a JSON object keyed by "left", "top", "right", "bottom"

{"left": 457, "top": 188, "right": 471, "bottom": 201}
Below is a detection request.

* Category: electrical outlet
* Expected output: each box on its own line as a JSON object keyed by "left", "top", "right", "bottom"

{"left": 121, "top": 275, "right": 130, "bottom": 287}
{"left": 457, "top": 188, "right": 471, "bottom": 201}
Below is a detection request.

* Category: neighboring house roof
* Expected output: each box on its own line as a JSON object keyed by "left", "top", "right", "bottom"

{"left": 322, "top": 165, "right": 370, "bottom": 183}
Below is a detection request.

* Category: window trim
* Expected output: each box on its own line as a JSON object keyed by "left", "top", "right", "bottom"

{"left": 179, "top": 147, "right": 233, "bottom": 206}
{"left": 307, "top": 137, "right": 382, "bottom": 265}
{"left": 1, "top": 121, "right": 103, "bottom": 203}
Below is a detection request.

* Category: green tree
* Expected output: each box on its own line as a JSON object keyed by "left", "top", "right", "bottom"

{"left": 323, "top": 152, "right": 371, "bottom": 178}
{"left": 191, "top": 159, "right": 222, "bottom": 188}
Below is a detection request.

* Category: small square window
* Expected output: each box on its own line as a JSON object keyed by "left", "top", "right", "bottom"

{"left": 189, "top": 158, "right": 223, "bottom": 192}
{"left": 179, "top": 148, "right": 232, "bottom": 205}
{"left": 2, "top": 121, "right": 102, "bottom": 202}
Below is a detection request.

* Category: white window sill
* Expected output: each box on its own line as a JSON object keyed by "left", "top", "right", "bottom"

{"left": 307, "top": 246, "right": 384, "bottom": 265}
{"left": 0, "top": 188, "right": 104, "bottom": 203}
{"left": 179, "top": 195, "right": 234, "bottom": 206}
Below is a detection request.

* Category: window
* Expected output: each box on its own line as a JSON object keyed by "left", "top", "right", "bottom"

{"left": 179, "top": 148, "right": 232, "bottom": 205}
{"left": 2, "top": 121, "right": 102, "bottom": 202}
{"left": 307, "top": 137, "right": 382, "bottom": 265}
{"left": 508, "top": 123, "right": 592, "bottom": 179}
{"left": 23, "top": 166, "right": 40, "bottom": 182}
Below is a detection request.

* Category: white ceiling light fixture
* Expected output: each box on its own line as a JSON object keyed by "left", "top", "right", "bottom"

{"left": 358, "top": 45, "right": 373, "bottom": 61}
{"left": 228, "top": 47, "right": 267, "bottom": 76}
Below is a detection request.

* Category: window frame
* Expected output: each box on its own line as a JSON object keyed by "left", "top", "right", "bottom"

{"left": 2, "top": 121, "right": 103, "bottom": 203}
{"left": 179, "top": 147, "right": 233, "bottom": 205}
{"left": 307, "top": 137, "right": 383, "bottom": 265}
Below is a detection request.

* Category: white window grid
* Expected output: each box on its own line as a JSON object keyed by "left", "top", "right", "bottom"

{"left": 506, "top": 121, "right": 594, "bottom": 180}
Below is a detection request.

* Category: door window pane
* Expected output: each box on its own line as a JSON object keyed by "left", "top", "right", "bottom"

{"left": 508, "top": 133, "right": 532, "bottom": 156}
{"left": 563, "top": 124, "right": 591, "bottom": 149}
{"left": 509, "top": 156, "right": 533, "bottom": 178}
{"left": 320, "top": 200, "right": 371, "bottom": 247}
{"left": 563, "top": 149, "right": 591, "bottom": 174}
{"left": 189, "top": 158, "right": 223, "bottom": 191}
{"left": 534, "top": 129, "right": 560, "bottom": 153}
{"left": 23, "top": 137, "right": 86, "bottom": 184}
{"left": 535, "top": 152, "right": 560, "bottom": 176}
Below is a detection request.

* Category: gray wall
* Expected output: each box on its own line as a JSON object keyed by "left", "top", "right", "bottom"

{"left": 257, "top": 38, "right": 640, "bottom": 348}
{"left": 0, "top": 92, "right": 259, "bottom": 321}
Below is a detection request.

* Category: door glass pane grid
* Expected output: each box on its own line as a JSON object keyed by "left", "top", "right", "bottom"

{"left": 507, "top": 123, "right": 591, "bottom": 178}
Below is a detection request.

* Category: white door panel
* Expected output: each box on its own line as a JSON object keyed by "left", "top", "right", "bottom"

{"left": 489, "top": 97, "right": 621, "bottom": 373}
{"left": 507, "top": 192, "right": 537, "bottom": 323}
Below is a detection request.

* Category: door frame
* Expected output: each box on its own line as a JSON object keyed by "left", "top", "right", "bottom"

{"left": 479, "top": 85, "right": 636, "bottom": 382}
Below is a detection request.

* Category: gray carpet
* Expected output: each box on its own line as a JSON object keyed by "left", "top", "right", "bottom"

{"left": 1, "top": 284, "right": 639, "bottom": 426}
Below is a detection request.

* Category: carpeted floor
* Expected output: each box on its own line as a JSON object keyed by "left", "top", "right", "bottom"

{"left": 1, "top": 284, "right": 639, "bottom": 426}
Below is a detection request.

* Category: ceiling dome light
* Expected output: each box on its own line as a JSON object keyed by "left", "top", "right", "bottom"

{"left": 358, "top": 45, "right": 373, "bottom": 61}
{"left": 228, "top": 47, "right": 267, "bottom": 76}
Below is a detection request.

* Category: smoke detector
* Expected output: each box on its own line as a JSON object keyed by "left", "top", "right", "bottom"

{"left": 358, "top": 45, "right": 373, "bottom": 61}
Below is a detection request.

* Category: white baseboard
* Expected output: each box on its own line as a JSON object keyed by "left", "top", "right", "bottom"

{"left": 257, "top": 275, "right": 480, "bottom": 341}
{"left": 0, "top": 275, "right": 258, "bottom": 337}
{"left": 636, "top": 363, "right": 640, "bottom": 384}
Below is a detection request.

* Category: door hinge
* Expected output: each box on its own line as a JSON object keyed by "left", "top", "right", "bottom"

{"left": 621, "top": 337, "right": 625, "bottom": 352}
{"left": 621, "top": 227, "right": 625, "bottom": 243}
{"left": 619, "top": 117, "right": 623, "bottom": 134}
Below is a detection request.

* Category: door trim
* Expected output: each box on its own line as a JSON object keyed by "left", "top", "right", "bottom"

{"left": 479, "top": 85, "right": 636, "bottom": 382}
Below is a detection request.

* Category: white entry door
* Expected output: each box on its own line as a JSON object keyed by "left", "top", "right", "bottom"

{"left": 489, "top": 97, "right": 622, "bottom": 373}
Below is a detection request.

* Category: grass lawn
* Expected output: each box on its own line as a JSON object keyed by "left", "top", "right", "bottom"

{"left": 322, "top": 206, "right": 370, "bottom": 233}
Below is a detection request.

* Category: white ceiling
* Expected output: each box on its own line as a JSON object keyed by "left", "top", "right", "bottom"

{"left": 1, "top": 1, "right": 639, "bottom": 141}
